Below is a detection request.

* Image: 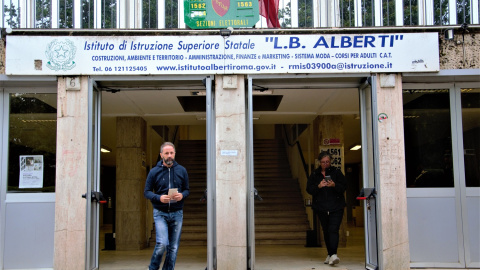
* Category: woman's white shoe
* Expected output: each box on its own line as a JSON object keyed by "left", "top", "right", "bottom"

{"left": 329, "top": 254, "right": 340, "bottom": 265}
{"left": 324, "top": 255, "right": 331, "bottom": 264}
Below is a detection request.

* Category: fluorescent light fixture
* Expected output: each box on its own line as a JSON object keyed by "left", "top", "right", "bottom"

{"left": 197, "top": 115, "right": 259, "bottom": 120}
{"left": 101, "top": 146, "right": 112, "bottom": 153}
{"left": 350, "top": 145, "right": 361, "bottom": 151}
{"left": 192, "top": 90, "right": 272, "bottom": 95}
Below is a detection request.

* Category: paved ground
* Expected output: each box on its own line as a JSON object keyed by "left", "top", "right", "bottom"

{"left": 99, "top": 225, "right": 366, "bottom": 270}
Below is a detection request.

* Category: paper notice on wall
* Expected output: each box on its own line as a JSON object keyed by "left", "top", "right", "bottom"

{"left": 19, "top": 155, "right": 44, "bottom": 188}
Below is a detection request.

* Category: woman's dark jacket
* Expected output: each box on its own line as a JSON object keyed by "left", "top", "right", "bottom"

{"left": 306, "top": 166, "right": 347, "bottom": 213}
{"left": 144, "top": 160, "right": 190, "bottom": 212}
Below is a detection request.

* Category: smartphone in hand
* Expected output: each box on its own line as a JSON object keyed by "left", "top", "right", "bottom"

{"left": 325, "top": 176, "right": 332, "bottom": 182}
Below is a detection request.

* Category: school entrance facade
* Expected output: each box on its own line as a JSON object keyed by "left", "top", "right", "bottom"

{"left": 1, "top": 3, "right": 479, "bottom": 269}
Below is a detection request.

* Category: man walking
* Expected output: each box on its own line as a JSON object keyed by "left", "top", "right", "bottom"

{"left": 144, "top": 142, "right": 190, "bottom": 270}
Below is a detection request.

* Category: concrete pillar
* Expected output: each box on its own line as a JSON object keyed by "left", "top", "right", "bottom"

{"left": 115, "top": 117, "right": 147, "bottom": 250}
{"left": 54, "top": 76, "right": 89, "bottom": 270}
{"left": 375, "top": 74, "right": 410, "bottom": 269}
{"left": 215, "top": 75, "right": 247, "bottom": 269}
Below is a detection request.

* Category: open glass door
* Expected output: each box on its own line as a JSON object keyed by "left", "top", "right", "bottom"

{"left": 246, "top": 76, "right": 255, "bottom": 270}
{"left": 86, "top": 78, "right": 102, "bottom": 269}
{"left": 206, "top": 76, "right": 216, "bottom": 270}
{"left": 359, "top": 77, "right": 379, "bottom": 269}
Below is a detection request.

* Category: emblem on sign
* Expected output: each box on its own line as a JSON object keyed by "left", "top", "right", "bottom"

{"left": 212, "top": 0, "right": 230, "bottom": 16}
{"left": 45, "top": 39, "right": 77, "bottom": 71}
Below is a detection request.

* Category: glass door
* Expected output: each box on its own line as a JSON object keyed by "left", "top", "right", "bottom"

{"left": 86, "top": 79, "right": 102, "bottom": 270}
{"left": 206, "top": 76, "right": 216, "bottom": 270}
{"left": 359, "top": 77, "right": 379, "bottom": 270}
{"left": 403, "top": 83, "right": 477, "bottom": 268}
{"left": 1, "top": 88, "right": 57, "bottom": 269}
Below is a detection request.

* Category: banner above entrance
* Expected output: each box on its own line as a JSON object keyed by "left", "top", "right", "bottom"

{"left": 6, "top": 33, "right": 439, "bottom": 75}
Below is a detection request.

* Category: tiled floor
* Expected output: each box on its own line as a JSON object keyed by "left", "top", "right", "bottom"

{"left": 99, "top": 226, "right": 366, "bottom": 270}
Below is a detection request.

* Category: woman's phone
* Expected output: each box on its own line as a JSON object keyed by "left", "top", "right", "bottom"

{"left": 325, "top": 176, "right": 332, "bottom": 181}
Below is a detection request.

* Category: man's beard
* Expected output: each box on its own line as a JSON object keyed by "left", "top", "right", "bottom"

{"left": 163, "top": 157, "right": 174, "bottom": 166}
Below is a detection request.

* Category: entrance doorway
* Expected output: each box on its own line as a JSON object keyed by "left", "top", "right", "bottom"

{"left": 91, "top": 75, "right": 371, "bottom": 269}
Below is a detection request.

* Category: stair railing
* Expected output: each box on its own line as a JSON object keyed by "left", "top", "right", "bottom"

{"left": 172, "top": 125, "right": 179, "bottom": 145}
{"left": 282, "top": 124, "right": 309, "bottom": 178}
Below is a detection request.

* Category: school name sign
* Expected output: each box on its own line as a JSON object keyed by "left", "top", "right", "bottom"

{"left": 6, "top": 33, "right": 439, "bottom": 75}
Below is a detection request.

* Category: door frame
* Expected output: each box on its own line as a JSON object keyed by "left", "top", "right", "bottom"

{"left": 403, "top": 80, "right": 480, "bottom": 268}
{"left": 248, "top": 73, "right": 376, "bottom": 269}
{"left": 359, "top": 76, "right": 381, "bottom": 269}
{"left": 87, "top": 75, "right": 216, "bottom": 269}
{"left": 86, "top": 78, "right": 101, "bottom": 269}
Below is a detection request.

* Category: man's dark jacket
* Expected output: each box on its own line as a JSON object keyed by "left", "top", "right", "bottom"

{"left": 306, "top": 166, "right": 346, "bottom": 213}
{"left": 144, "top": 160, "right": 190, "bottom": 212}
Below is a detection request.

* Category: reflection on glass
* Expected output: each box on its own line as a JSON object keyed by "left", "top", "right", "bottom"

{"left": 8, "top": 93, "right": 57, "bottom": 192}
{"left": 403, "top": 89, "right": 454, "bottom": 188}
{"left": 461, "top": 88, "right": 480, "bottom": 187}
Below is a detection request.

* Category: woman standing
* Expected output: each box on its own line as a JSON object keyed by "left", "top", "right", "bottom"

{"left": 306, "top": 151, "right": 347, "bottom": 265}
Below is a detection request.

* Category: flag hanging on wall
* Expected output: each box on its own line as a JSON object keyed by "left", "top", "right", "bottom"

{"left": 258, "top": 0, "right": 281, "bottom": 28}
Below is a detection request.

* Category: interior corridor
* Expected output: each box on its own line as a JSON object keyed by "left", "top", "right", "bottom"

{"left": 99, "top": 225, "right": 366, "bottom": 270}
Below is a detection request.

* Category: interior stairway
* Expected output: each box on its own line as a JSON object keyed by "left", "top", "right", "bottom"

{"left": 149, "top": 139, "right": 309, "bottom": 246}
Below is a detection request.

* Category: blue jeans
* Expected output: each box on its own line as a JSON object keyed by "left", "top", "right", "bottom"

{"left": 149, "top": 209, "right": 183, "bottom": 270}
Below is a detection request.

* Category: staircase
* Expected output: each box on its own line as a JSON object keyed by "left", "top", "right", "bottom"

{"left": 149, "top": 139, "right": 309, "bottom": 246}
{"left": 253, "top": 139, "right": 309, "bottom": 245}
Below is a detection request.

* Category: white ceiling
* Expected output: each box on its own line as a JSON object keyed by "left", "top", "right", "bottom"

{"left": 98, "top": 76, "right": 365, "bottom": 167}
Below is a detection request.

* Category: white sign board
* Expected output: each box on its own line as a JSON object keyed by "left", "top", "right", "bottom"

{"left": 6, "top": 33, "right": 439, "bottom": 75}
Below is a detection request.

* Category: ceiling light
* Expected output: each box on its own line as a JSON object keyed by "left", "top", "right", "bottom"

{"left": 350, "top": 145, "right": 361, "bottom": 151}
{"left": 101, "top": 146, "right": 112, "bottom": 153}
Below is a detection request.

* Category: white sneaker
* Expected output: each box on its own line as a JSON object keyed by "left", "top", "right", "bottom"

{"left": 324, "top": 255, "right": 331, "bottom": 264}
{"left": 329, "top": 254, "right": 340, "bottom": 265}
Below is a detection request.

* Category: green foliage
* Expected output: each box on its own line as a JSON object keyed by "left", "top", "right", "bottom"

{"left": 298, "top": 0, "right": 313, "bottom": 27}
{"left": 102, "top": 0, "right": 117, "bottom": 28}
{"left": 35, "top": 0, "right": 51, "bottom": 28}
{"left": 456, "top": 0, "right": 471, "bottom": 24}
{"left": 143, "top": 0, "right": 158, "bottom": 28}
{"left": 82, "top": 0, "right": 94, "bottom": 28}
{"left": 4, "top": 4, "right": 19, "bottom": 28}
{"left": 404, "top": 0, "right": 419, "bottom": 25}
{"left": 278, "top": 2, "right": 292, "bottom": 28}
{"left": 165, "top": 0, "right": 178, "bottom": 28}
{"left": 340, "top": 0, "right": 355, "bottom": 27}
{"left": 59, "top": 0, "right": 74, "bottom": 28}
